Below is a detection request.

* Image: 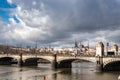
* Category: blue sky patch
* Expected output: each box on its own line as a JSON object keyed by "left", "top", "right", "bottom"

{"left": 13, "top": 15, "right": 20, "bottom": 23}
{"left": 0, "top": 0, "right": 18, "bottom": 23}
{"left": 0, "top": 0, "right": 16, "bottom": 8}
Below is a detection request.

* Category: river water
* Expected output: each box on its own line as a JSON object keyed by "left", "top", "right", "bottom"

{"left": 0, "top": 62, "right": 119, "bottom": 80}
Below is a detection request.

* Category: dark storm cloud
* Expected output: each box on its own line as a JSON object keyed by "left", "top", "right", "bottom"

{"left": 15, "top": 0, "right": 120, "bottom": 32}
{"left": 3, "top": 0, "right": 120, "bottom": 47}
{"left": 40, "top": 0, "right": 120, "bottom": 44}
{"left": 38, "top": 0, "right": 120, "bottom": 42}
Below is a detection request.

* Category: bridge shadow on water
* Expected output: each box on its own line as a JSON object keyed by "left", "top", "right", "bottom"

{"left": 0, "top": 57, "right": 17, "bottom": 65}
{"left": 104, "top": 61, "right": 120, "bottom": 71}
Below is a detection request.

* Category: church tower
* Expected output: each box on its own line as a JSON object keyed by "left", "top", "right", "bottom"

{"left": 74, "top": 40, "right": 78, "bottom": 48}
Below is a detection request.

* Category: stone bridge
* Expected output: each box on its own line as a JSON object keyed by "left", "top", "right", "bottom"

{"left": 0, "top": 42, "right": 119, "bottom": 71}
{"left": 0, "top": 54, "right": 120, "bottom": 71}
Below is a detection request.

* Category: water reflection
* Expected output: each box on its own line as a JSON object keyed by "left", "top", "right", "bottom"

{"left": 0, "top": 62, "right": 119, "bottom": 80}
{"left": 32, "top": 75, "right": 47, "bottom": 80}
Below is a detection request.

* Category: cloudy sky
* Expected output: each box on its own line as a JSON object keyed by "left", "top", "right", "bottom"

{"left": 0, "top": 0, "right": 120, "bottom": 48}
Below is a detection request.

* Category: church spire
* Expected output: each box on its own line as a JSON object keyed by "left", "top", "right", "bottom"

{"left": 75, "top": 39, "right": 78, "bottom": 48}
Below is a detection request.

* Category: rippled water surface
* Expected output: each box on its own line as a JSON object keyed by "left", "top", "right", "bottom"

{"left": 0, "top": 62, "right": 119, "bottom": 80}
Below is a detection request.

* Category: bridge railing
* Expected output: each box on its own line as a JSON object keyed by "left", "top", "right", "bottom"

{"left": 1, "top": 52, "right": 120, "bottom": 57}
{"left": 103, "top": 55, "right": 120, "bottom": 58}
{"left": 0, "top": 52, "right": 96, "bottom": 57}
{"left": 3, "top": 51, "right": 120, "bottom": 57}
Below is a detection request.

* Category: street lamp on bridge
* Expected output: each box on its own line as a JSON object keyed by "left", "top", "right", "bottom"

{"left": 35, "top": 41, "right": 38, "bottom": 57}
{"left": 106, "top": 42, "right": 109, "bottom": 56}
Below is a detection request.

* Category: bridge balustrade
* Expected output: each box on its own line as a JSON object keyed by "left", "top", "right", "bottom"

{"left": 0, "top": 52, "right": 96, "bottom": 57}
{"left": 103, "top": 55, "right": 120, "bottom": 58}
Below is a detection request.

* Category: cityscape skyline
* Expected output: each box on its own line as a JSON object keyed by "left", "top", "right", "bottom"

{"left": 0, "top": 0, "right": 120, "bottom": 47}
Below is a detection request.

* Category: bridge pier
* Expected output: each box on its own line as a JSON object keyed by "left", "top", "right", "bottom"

{"left": 51, "top": 54, "right": 58, "bottom": 68}
{"left": 95, "top": 64, "right": 103, "bottom": 71}
{"left": 51, "top": 61, "right": 58, "bottom": 68}
{"left": 95, "top": 56, "right": 103, "bottom": 71}
{"left": 18, "top": 53, "right": 23, "bottom": 67}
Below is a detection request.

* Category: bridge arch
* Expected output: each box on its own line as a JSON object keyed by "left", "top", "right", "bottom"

{"left": 103, "top": 59, "right": 120, "bottom": 71}
{"left": 0, "top": 57, "right": 18, "bottom": 65}
{"left": 57, "top": 58, "right": 94, "bottom": 68}
{"left": 23, "top": 57, "right": 51, "bottom": 66}
{"left": 24, "top": 57, "right": 51, "bottom": 63}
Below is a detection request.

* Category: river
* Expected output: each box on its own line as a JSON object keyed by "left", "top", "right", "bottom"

{"left": 0, "top": 62, "right": 119, "bottom": 80}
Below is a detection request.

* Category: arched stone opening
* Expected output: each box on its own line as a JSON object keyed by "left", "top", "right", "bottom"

{"left": 23, "top": 58, "right": 51, "bottom": 66}
{"left": 0, "top": 57, "right": 17, "bottom": 65}
{"left": 58, "top": 59, "right": 93, "bottom": 68}
{"left": 103, "top": 61, "right": 120, "bottom": 71}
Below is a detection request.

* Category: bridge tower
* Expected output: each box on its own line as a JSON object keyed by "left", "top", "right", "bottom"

{"left": 95, "top": 42, "right": 104, "bottom": 71}
{"left": 111, "top": 43, "right": 118, "bottom": 55}
{"left": 96, "top": 42, "right": 104, "bottom": 56}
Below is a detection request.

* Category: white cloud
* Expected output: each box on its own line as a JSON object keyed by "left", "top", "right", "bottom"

{"left": 2, "top": 2, "right": 53, "bottom": 45}
{"left": 9, "top": 18, "right": 16, "bottom": 24}
{"left": 15, "top": 5, "right": 51, "bottom": 28}
{"left": 7, "top": 0, "right": 13, "bottom": 4}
